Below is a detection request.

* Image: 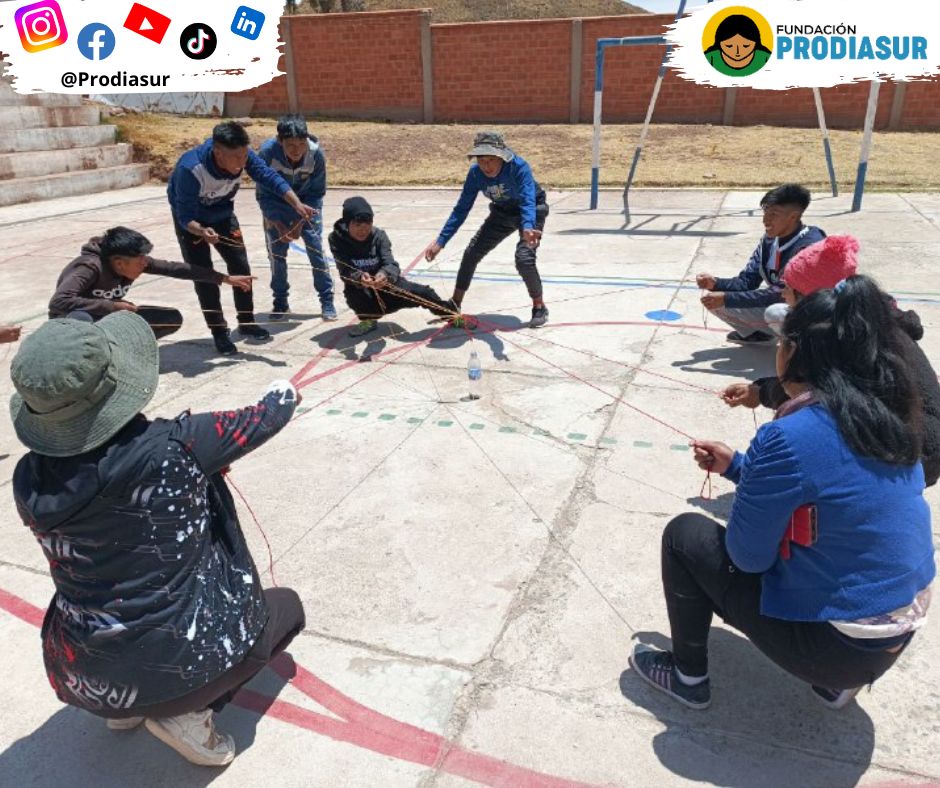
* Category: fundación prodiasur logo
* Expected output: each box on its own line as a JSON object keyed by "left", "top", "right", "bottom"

{"left": 702, "top": 5, "right": 773, "bottom": 77}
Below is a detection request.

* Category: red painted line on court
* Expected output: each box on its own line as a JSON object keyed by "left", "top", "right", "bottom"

{"left": 402, "top": 246, "right": 429, "bottom": 276}
{"left": 0, "top": 587, "right": 593, "bottom": 787}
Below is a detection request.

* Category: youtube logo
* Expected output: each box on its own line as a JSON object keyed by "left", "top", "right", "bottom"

{"left": 123, "top": 3, "right": 171, "bottom": 44}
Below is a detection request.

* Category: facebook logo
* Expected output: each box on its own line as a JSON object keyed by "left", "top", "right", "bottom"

{"left": 77, "top": 23, "right": 115, "bottom": 61}
{"left": 231, "top": 6, "right": 265, "bottom": 41}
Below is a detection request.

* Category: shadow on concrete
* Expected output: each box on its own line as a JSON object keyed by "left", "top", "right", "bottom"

{"left": 0, "top": 660, "right": 291, "bottom": 787}
{"left": 671, "top": 346, "right": 776, "bottom": 380}
{"left": 619, "top": 629, "right": 875, "bottom": 787}
{"left": 158, "top": 340, "right": 288, "bottom": 378}
{"left": 558, "top": 227, "right": 741, "bottom": 239}
{"left": 685, "top": 491, "right": 735, "bottom": 519}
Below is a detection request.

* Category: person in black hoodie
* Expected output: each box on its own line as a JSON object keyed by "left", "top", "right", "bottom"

{"left": 10, "top": 313, "right": 305, "bottom": 767}
{"left": 49, "top": 226, "right": 254, "bottom": 339}
{"left": 721, "top": 245, "right": 939, "bottom": 486}
{"left": 328, "top": 196, "right": 458, "bottom": 337}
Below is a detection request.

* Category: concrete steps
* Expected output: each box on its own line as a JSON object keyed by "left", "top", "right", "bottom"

{"left": 0, "top": 104, "right": 101, "bottom": 129}
{"left": 0, "top": 68, "right": 150, "bottom": 206}
{"left": 0, "top": 164, "right": 151, "bottom": 207}
{"left": 0, "top": 124, "right": 117, "bottom": 154}
{"left": 0, "top": 143, "right": 135, "bottom": 180}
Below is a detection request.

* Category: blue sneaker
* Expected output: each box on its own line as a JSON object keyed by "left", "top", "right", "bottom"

{"left": 629, "top": 646, "right": 711, "bottom": 710}
{"left": 321, "top": 301, "right": 338, "bottom": 321}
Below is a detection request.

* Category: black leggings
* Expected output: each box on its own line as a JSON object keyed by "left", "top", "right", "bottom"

{"left": 67, "top": 306, "right": 182, "bottom": 340}
{"left": 343, "top": 277, "right": 452, "bottom": 320}
{"left": 455, "top": 202, "right": 548, "bottom": 299}
{"left": 662, "top": 513, "right": 908, "bottom": 689}
{"left": 174, "top": 213, "right": 255, "bottom": 334}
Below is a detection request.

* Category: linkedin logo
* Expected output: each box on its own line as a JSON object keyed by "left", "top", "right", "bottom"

{"left": 231, "top": 6, "right": 265, "bottom": 41}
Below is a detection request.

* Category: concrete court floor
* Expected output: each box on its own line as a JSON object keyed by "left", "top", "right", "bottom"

{"left": 0, "top": 185, "right": 937, "bottom": 788}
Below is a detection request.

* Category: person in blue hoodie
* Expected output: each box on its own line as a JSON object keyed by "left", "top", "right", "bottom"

{"left": 697, "top": 183, "right": 825, "bottom": 344}
{"left": 425, "top": 131, "right": 549, "bottom": 328}
{"left": 255, "top": 115, "right": 336, "bottom": 322}
{"left": 631, "top": 276, "right": 935, "bottom": 712}
{"left": 167, "top": 121, "right": 316, "bottom": 355}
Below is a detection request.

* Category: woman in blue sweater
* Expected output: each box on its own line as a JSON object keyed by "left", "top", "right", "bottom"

{"left": 631, "top": 275, "right": 935, "bottom": 710}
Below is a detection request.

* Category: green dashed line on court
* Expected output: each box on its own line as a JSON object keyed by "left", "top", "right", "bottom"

{"left": 600, "top": 437, "right": 618, "bottom": 445}
{"left": 670, "top": 444, "right": 690, "bottom": 451}
{"left": 498, "top": 426, "right": 517, "bottom": 434}
{"left": 378, "top": 413, "right": 397, "bottom": 421}
{"left": 469, "top": 423, "right": 485, "bottom": 430}
{"left": 352, "top": 411, "right": 369, "bottom": 418}
{"left": 634, "top": 440, "right": 653, "bottom": 448}
{"left": 437, "top": 420, "right": 454, "bottom": 427}
{"left": 326, "top": 409, "right": 342, "bottom": 415}
{"left": 407, "top": 417, "right": 424, "bottom": 424}
{"left": 567, "top": 433, "right": 587, "bottom": 441}
{"left": 296, "top": 407, "right": 311, "bottom": 414}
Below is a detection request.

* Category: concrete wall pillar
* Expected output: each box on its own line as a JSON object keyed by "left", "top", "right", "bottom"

{"left": 569, "top": 19, "right": 583, "bottom": 124}
{"left": 420, "top": 11, "right": 434, "bottom": 123}
{"left": 283, "top": 17, "right": 299, "bottom": 114}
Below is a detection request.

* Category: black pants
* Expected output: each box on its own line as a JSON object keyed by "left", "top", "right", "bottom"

{"left": 174, "top": 214, "right": 255, "bottom": 334}
{"left": 125, "top": 588, "right": 306, "bottom": 718}
{"left": 662, "top": 513, "right": 908, "bottom": 689}
{"left": 456, "top": 201, "right": 548, "bottom": 299}
{"left": 343, "top": 278, "right": 453, "bottom": 320}
{"left": 67, "top": 306, "right": 183, "bottom": 340}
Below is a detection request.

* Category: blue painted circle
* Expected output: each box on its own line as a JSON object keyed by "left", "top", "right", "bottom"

{"left": 644, "top": 309, "right": 682, "bottom": 322}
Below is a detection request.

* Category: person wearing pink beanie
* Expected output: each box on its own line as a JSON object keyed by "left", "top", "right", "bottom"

{"left": 782, "top": 234, "right": 860, "bottom": 302}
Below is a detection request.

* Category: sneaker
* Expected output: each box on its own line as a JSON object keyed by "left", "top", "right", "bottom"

{"left": 726, "top": 330, "right": 774, "bottom": 345}
{"left": 145, "top": 709, "right": 235, "bottom": 767}
{"left": 321, "top": 301, "right": 339, "bottom": 321}
{"left": 530, "top": 305, "right": 550, "bottom": 328}
{"left": 213, "top": 331, "right": 237, "bottom": 356}
{"left": 270, "top": 302, "right": 290, "bottom": 322}
{"left": 107, "top": 716, "right": 144, "bottom": 731}
{"left": 239, "top": 323, "right": 271, "bottom": 340}
{"left": 811, "top": 684, "right": 863, "bottom": 710}
{"left": 349, "top": 319, "right": 378, "bottom": 337}
{"left": 628, "top": 646, "right": 711, "bottom": 710}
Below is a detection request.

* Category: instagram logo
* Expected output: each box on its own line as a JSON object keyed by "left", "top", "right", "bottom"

{"left": 15, "top": 0, "right": 68, "bottom": 52}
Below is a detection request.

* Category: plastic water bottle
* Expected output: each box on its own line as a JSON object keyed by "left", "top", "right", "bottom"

{"left": 467, "top": 350, "right": 482, "bottom": 401}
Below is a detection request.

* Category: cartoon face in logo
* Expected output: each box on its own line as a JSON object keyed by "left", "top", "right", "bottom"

{"left": 702, "top": 7, "right": 773, "bottom": 76}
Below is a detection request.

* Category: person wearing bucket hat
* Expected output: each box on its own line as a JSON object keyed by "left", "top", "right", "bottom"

{"left": 425, "top": 130, "right": 550, "bottom": 328}
{"left": 49, "top": 226, "right": 256, "bottom": 339}
{"left": 11, "top": 313, "right": 306, "bottom": 766}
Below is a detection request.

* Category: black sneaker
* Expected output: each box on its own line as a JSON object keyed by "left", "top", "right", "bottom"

{"left": 530, "top": 305, "right": 549, "bottom": 328}
{"left": 270, "top": 302, "right": 290, "bottom": 322}
{"left": 239, "top": 323, "right": 271, "bottom": 340}
{"left": 213, "top": 331, "right": 237, "bottom": 356}
{"left": 629, "top": 646, "right": 711, "bottom": 710}
{"left": 726, "top": 330, "right": 774, "bottom": 345}
{"left": 811, "top": 684, "right": 862, "bottom": 710}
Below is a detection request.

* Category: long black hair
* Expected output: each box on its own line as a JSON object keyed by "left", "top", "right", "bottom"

{"left": 705, "top": 15, "right": 771, "bottom": 55}
{"left": 780, "top": 275, "right": 922, "bottom": 465}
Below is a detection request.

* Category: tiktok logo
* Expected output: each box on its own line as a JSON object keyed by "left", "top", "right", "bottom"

{"left": 231, "top": 6, "right": 265, "bottom": 41}
{"left": 180, "top": 22, "right": 216, "bottom": 60}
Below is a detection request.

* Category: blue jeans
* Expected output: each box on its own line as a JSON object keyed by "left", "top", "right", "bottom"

{"left": 265, "top": 207, "right": 334, "bottom": 306}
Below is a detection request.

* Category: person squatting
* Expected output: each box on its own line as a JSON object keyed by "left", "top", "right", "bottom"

{"left": 6, "top": 116, "right": 936, "bottom": 768}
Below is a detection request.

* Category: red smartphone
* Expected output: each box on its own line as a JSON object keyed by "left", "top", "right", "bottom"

{"left": 779, "top": 504, "right": 818, "bottom": 559}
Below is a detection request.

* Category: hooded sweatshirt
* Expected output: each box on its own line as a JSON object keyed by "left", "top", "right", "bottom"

{"left": 49, "top": 238, "right": 225, "bottom": 319}
{"left": 13, "top": 382, "right": 297, "bottom": 714}
{"left": 328, "top": 218, "right": 400, "bottom": 291}
{"left": 255, "top": 136, "right": 326, "bottom": 224}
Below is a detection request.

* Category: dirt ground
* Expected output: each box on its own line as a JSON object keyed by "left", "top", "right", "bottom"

{"left": 112, "top": 111, "right": 940, "bottom": 191}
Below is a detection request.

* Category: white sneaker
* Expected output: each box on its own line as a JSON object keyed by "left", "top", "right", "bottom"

{"left": 145, "top": 709, "right": 235, "bottom": 766}
{"left": 106, "top": 716, "right": 144, "bottom": 731}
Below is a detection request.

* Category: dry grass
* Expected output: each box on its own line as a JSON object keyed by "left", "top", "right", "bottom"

{"left": 113, "top": 112, "right": 940, "bottom": 192}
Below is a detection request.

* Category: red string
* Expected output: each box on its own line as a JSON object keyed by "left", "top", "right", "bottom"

{"left": 699, "top": 469, "right": 713, "bottom": 500}
{"left": 224, "top": 471, "right": 278, "bottom": 587}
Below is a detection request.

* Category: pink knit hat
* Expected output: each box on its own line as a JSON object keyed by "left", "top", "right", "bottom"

{"left": 782, "top": 235, "right": 860, "bottom": 295}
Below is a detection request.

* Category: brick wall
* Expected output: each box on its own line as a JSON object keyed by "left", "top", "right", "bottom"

{"left": 432, "top": 19, "right": 572, "bottom": 122}
{"left": 231, "top": 10, "right": 940, "bottom": 130}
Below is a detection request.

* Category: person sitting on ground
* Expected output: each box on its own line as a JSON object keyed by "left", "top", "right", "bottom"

{"left": 167, "top": 120, "right": 316, "bottom": 355}
{"left": 255, "top": 114, "right": 337, "bottom": 322}
{"left": 424, "top": 130, "right": 549, "bottom": 329}
{"left": 10, "top": 312, "right": 305, "bottom": 767}
{"left": 721, "top": 236, "right": 940, "bottom": 486}
{"left": 631, "top": 275, "right": 935, "bottom": 711}
{"left": 697, "top": 184, "right": 825, "bottom": 344}
{"left": 48, "top": 226, "right": 254, "bottom": 339}
{"left": 329, "top": 196, "right": 457, "bottom": 337}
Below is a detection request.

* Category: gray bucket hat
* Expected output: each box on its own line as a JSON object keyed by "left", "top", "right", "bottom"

{"left": 468, "top": 130, "right": 514, "bottom": 162}
{"left": 9, "top": 312, "right": 159, "bottom": 457}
